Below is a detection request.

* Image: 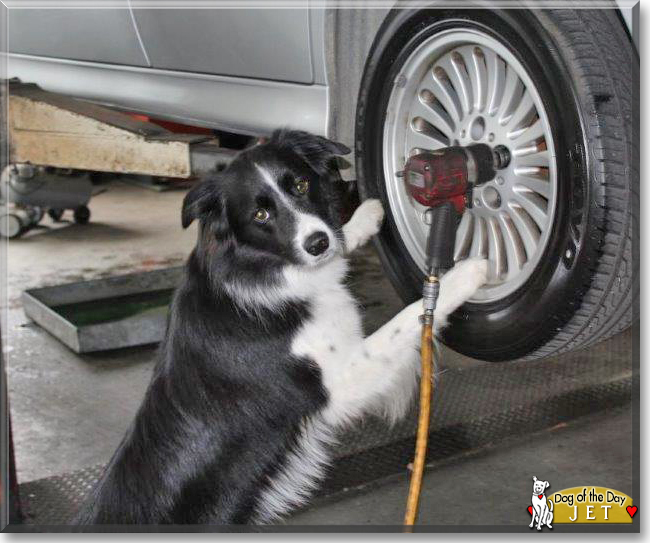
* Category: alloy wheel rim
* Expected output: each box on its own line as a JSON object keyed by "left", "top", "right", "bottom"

{"left": 383, "top": 29, "right": 557, "bottom": 303}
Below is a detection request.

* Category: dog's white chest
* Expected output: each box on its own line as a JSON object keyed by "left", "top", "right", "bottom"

{"left": 291, "top": 286, "right": 363, "bottom": 370}
{"left": 254, "top": 293, "right": 361, "bottom": 523}
{"left": 253, "top": 259, "right": 365, "bottom": 523}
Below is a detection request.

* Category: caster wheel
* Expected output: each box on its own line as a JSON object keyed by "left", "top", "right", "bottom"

{"left": 29, "top": 207, "right": 45, "bottom": 224}
{"left": 73, "top": 206, "right": 90, "bottom": 225}
{"left": 48, "top": 208, "right": 64, "bottom": 222}
{"left": 0, "top": 213, "right": 25, "bottom": 239}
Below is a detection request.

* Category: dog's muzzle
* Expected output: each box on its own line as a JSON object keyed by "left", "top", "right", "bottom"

{"left": 303, "top": 231, "right": 330, "bottom": 256}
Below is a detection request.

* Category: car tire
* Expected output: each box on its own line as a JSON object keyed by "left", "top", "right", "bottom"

{"left": 356, "top": 8, "right": 638, "bottom": 361}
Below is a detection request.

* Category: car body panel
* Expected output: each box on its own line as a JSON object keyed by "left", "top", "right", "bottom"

{"left": 131, "top": 8, "right": 314, "bottom": 83}
{"left": 7, "top": 54, "right": 329, "bottom": 137}
{"left": 8, "top": 5, "right": 148, "bottom": 67}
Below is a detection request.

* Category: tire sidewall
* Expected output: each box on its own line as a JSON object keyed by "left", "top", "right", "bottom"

{"left": 356, "top": 9, "right": 600, "bottom": 361}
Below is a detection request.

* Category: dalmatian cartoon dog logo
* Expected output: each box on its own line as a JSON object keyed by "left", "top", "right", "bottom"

{"left": 528, "top": 476, "right": 554, "bottom": 530}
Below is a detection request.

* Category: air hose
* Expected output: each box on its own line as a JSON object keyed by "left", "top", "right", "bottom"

{"left": 403, "top": 277, "right": 436, "bottom": 529}
{"left": 403, "top": 202, "right": 457, "bottom": 529}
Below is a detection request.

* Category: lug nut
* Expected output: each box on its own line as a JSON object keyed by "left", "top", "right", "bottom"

{"left": 492, "top": 145, "right": 511, "bottom": 170}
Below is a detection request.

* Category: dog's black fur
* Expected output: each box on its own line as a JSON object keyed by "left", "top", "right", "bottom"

{"left": 75, "top": 130, "right": 350, "bottom": 524}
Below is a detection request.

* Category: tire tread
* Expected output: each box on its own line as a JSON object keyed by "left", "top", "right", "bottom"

{"left": 524, "top": 8, "right": 638, "bottom": 359}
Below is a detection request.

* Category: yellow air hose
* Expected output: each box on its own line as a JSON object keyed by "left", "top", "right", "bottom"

{"left": 404, "top": 277, "right": 437, "bottom": 529}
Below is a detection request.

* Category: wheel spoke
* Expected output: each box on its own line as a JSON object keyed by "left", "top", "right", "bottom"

{"left": 470, "top": 216, "right": 489, "bottom": 258}
{"left": 515, "top": 150, "right": 550, "bottom": 169}
{"left": 499, "top": 211, "right": 527, "bottom": 272}
{"left": 445, "top": 52, "right": 474, "bottom": 116}
{"left": 510, "top": 118, "right": 546, "bottom": 143}
{"left": 484, "top": 49, "right": 506, "bottom": 117}
{"left": 514, "top": 175, "right": 551, "bottom": 199}
{"left": 465, "top": 46, "right": 488, "bottom": 113}
{"left": 430, "top": 64, "right": 464, "bottom": 123}
{"left": 506, "top": 91, "right": 536, "bottom": 134}
{"left": 507, "top": 203, "right": 540, "bottom": 258}
{"left": 512, "top": 140, "right": 545, "bottom": 158}
{"left": 454, "top": 211, "right": 474, "bottom": 261}
{"left": 406, "top": 121, "right": 449, "bottom": 150}
{"left": 488, "top": 217, "right": 507, "bottom": 280}
{"left": 512, "top": 186, "right": 548, "bottom": 229}
{"left": 498, "top": 66, "right": 524, "bottom": 125}
{"left": 411, "top": 91, "right": 456, "bottom": 138}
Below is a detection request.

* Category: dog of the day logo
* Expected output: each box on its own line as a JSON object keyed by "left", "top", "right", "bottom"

{"left": 529, "top": 476, "right": 554, "bottom": 530}
{"left": 528, "top": 477, "right": 636, "bottom": 527}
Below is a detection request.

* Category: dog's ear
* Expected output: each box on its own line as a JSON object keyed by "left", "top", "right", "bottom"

{"left": 545, "top": 481, "right": 549, "bottom": 489}
{"left": 533, "top": 476, "right": 538, "bottom": 482}
{"left": 182, "top": 179, "right": 213, "bottom": 228}
{"left": 270, "top": 128, "right": 350, "bottom": 176}
{"left": 181, "top": 177, "right": 227, "bottom": 236}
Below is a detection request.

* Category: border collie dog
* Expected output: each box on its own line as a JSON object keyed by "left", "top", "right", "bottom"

{"left": 76, "top": 129, "right": 487, "bottom": 525}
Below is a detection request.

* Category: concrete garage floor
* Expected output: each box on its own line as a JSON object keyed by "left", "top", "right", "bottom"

{"left": 2, "top": 180, "right": 636, "bottom": 529}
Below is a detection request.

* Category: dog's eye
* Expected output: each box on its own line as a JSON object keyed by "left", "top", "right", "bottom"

{"left": 253, "top": 208, "right": 270, "bottom": 224}
{"left": 295, "top": 179, "right": 309, "bottom": 195}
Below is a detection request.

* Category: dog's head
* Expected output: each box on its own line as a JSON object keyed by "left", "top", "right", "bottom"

{"left": 182, "top": 129, "right": 350, "bottom": 272}
{"left": 532, "top": 476, "right": 549, "bottom": 495}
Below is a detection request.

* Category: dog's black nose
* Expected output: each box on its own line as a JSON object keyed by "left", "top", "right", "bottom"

{"left": 304, "top": 231, "right": 329, "bottom": 256}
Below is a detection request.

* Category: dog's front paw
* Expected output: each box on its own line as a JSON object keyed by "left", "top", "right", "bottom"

{"left": 453, "top": 257, "right": 489, "bottom": 286}
{"left": 343, "top": 199, "right": 385, "bottom": 253}
{"left": 356, "top": 199, "right": 385, "bottom": 237}
{"left": 434, "top": 257, "right": 489, "bottom": 327}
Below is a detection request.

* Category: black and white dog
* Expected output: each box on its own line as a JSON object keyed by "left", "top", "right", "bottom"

{"left": 76, "top": 129, "right": 487, "bottom": 525}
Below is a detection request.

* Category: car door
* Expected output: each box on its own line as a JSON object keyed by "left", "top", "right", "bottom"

{"left": 8, "top": 3, "right": 148, "bottom": 67}
{"left": 130, "top": 8, "right": 314, "bottom": 83}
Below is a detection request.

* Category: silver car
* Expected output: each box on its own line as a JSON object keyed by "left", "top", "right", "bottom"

{"left": 7, "top": 2, "right": 639, "bottom": 361}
